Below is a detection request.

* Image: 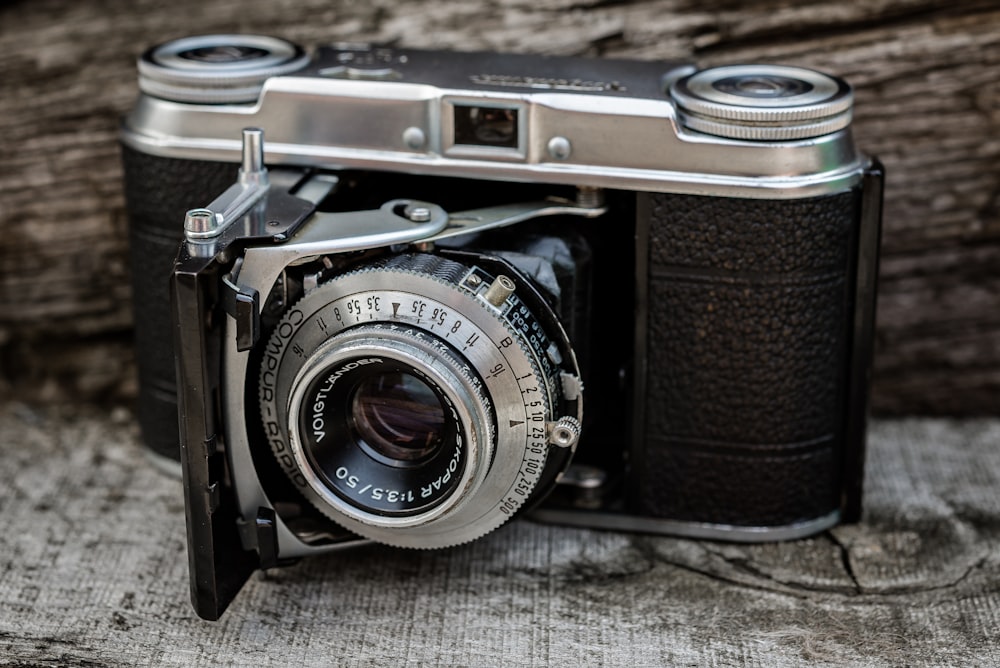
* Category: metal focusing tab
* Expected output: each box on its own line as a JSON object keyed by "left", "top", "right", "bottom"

{"left": 185, "top": 128, "right": 271, "bottom": 240}
{"left": 670, "top": 65, "right": 853, "bottom": 141}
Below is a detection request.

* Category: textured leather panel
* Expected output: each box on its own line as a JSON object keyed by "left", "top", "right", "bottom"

{"left": 649, "top": 192, "right": 853, "bottom": 274}
{"left": 639, "top": 442, "right": 838, "bottom": 527}
{"left": 122, "top": 145, "right": 238, "bottom": 460}
{"left": 645, "top": 276, "right": 845, "bottom": 444}
{"left": 637, "top": 189, "right": 860, "bottom": 527}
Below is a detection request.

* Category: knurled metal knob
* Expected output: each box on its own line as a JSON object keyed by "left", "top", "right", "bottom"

{"left": 670, "top": 64, "right": 853, "bottom": 141}
{"left": 138, "top": 35, "right": 310, "bottom": 104}
{"left": 548, "top": 417, "right": 582, "bottom": 448}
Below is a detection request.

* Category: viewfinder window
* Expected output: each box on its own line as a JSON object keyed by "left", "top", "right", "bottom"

{"left": 453, "top": 105, "right": 520, "bottom": 149}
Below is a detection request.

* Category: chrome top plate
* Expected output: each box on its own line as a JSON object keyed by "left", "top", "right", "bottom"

{"left": 123, "top": 44, "right": 868, "bottom": 198}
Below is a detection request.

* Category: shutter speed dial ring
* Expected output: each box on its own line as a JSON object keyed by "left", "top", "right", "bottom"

{"left": 258, "top": 254, "right": 582, "bottom": 548}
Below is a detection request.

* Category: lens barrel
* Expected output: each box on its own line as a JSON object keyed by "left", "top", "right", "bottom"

{"left": 258, "top": 254, "right": 582, "bottom": 548}
{"left": 287, "top": 326, "right": 489, "bottom": 523}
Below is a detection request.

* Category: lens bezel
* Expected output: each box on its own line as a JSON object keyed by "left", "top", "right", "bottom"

{"left": 286, "top": 328, "right": 490, "bottom": 527}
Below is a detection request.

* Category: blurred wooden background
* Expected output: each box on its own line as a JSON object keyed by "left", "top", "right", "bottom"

{"left": 1, "top": 0, "right": 998, "bottom": 415}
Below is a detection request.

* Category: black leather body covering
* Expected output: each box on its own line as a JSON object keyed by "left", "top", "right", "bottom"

{"left": 122, "top": 145, "right": 237, "bottom": 461}
{"left": 636, "top": 189, "right": 861, "bottom": 527}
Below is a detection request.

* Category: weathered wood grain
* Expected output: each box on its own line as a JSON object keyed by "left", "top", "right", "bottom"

{"left": 1, "top": 0, "right": 998, "bottom": 413}
{"left": 1, "top": 405, "right": 999, "bottom": 665}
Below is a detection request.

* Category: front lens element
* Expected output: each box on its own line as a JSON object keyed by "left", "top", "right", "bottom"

{"left": 351, "top": 372, "right": 446, "bottom": 465}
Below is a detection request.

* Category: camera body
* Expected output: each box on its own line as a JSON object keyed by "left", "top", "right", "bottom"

{"left": 121, "top": 35, "right": 883, "bottom": 619}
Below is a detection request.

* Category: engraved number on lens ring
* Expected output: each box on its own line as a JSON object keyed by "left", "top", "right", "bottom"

{"left": 259, "top": 269, "right": 556, "bottom": 547}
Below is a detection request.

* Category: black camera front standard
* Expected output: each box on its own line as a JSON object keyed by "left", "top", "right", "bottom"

{"left": 121, "top": 35, "right": 884, "bottom": 619}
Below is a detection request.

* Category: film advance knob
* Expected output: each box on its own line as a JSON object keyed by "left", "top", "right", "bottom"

{"left": 669, "top": 64, "right": 854, "bottom": 141}
{"left": 138, "top": 34, "right": 311, "bottom": 104}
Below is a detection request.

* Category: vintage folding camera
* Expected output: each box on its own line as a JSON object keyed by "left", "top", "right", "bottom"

{"left": 121, "top": 35, "right": 883, "bottom": 619}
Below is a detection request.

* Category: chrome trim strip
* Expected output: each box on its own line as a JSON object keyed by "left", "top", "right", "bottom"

{"left": 121, "top": 74, "right": 867, "bottom": 200}
{"left": 528, "top": 508, "right": 841, "bottom": 543}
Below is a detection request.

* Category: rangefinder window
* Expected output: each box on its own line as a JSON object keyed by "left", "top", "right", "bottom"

{"left": 453, "top": 104, "right": 520, "bottom": 149}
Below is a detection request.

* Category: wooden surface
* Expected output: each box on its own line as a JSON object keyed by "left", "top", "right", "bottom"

{"left": 3, "top": 4, "right": 997, "bottom": 664}
{"left": 1, "top": 403, "right": 999, "bottom": 666}
{"left": 0, "top": 0, "right": 998, "bottom": 414}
